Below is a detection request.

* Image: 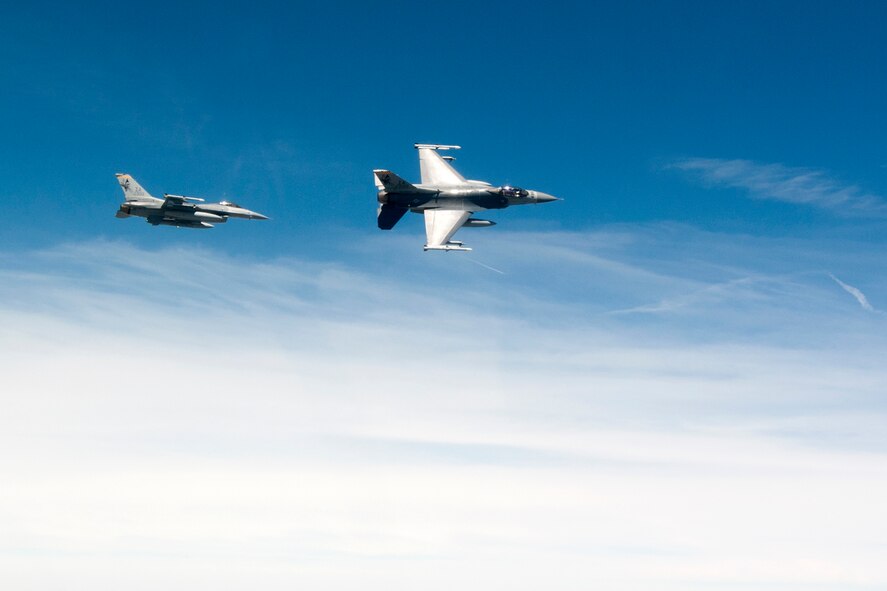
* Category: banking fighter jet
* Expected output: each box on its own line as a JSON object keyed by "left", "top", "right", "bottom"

{"left": 374, "top": 144, "right": 558, "bottom": 251}
{"left": 115, "top": 173, "right": 267, "bottom": 229}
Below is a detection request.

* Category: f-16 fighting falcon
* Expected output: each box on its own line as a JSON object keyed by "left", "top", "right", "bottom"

{"left": 374, "top": 144, "right": 559, "bottom": 251}
{"left": 114, "top": 173, "right": 267, "bottom": 229}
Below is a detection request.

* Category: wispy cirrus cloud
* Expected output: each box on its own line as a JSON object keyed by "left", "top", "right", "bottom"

{"left": 830, "top": 273, "right": 876, "bottom": 312}
{"left": 671, "top": 157, "right": 887, "bottom": 215}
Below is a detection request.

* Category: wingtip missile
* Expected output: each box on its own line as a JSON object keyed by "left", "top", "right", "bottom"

{"left": 414, "top": 143, "right": 462, "bottom": 150}
{"left": 164, "top": 193, "right": 205, "bottom": 203}
{"left": 423, "top": 241, "right": 472, "bottom": 252}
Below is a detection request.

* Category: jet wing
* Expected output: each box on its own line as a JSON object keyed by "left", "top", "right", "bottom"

{"left": 424, "top": 209, "right": 472, "bottom": 250}
{"left": 417, "top": 146, "right": 468, "bottom": 186}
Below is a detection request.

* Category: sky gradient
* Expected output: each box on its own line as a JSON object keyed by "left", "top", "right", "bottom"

{"left": 1, "top": 1, "right": 886, "bottom": 589}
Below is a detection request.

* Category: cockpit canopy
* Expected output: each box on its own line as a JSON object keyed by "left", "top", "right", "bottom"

{"left": 500, "top": 185, "right": 529, "bottom": 198}
{"left": 219, "top": 200, "right": 241, "bottom": 208}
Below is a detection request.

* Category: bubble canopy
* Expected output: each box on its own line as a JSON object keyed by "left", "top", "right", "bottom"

{"left": 499, "top": 186, "right": 529, "bottom": 198}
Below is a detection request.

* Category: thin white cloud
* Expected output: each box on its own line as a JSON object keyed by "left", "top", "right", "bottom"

{"left": 609, "top": 275, "right": 767, "bottom": 314}
{"left": 1, "top": 231, "right": 886, "bottom": 590}
{"left": 672, "top": 157, "right": 887, "bottom": 214}
{"left": 830, "top": 273, "right": 875, "bottom": 311}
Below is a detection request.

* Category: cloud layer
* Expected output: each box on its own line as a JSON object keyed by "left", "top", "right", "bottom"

{"left": 1, "top": 229, "right": 886, "bottom": 590}
{"left": 672, "top": 157, "right": 887, "bottom": 215}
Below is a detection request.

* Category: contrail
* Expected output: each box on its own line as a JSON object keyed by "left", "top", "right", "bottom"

{"left": 463, "top": 256, "right": 506, "bottom": 275}
{"left": 829, "top": 273, "right": 874, "bottom": 311}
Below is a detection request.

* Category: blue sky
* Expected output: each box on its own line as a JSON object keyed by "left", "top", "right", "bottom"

{"left": 2, "top": 2, "right": 887, "bottom": 589}
{"left": 3, "top": 1, "right": 887, "bottom": 248}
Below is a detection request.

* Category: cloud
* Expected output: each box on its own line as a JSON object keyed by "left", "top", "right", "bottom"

{"left": 671, "top": 157, "right": 887, "bottom": 215}
{"left": 829, "top": 273, "right": 876, "bottom": 311}
{"left": 1, "top": 230, "right": 886, "bottom": 590}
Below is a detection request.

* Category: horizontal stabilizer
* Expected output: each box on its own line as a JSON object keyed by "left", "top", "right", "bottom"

{"left": 377, "top": 204, "right": 409, "bottom": 230}
{"left": 374, "top": 169, "right": 420, "bottom": 193}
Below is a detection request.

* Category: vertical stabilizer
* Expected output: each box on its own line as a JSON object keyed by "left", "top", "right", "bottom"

{"left": 115, "top": 173, "right": 159, "bottom": 202}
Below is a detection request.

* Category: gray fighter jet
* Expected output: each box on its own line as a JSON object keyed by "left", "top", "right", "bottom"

{"left": 114, "top": 173, "right": 267, "bottom": 229}
{"left": 374, "top": 144, "right": 559, "bottom": 251}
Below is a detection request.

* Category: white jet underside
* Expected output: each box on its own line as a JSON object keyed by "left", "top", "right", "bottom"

{"left": 418, "top": 145, "right": 468, "bottom": 186}
{"left": 417, "top": 146, "right": 478, "bottom": 250}
{"left": 424, "top": 209, "right": 473, "bottom": 251}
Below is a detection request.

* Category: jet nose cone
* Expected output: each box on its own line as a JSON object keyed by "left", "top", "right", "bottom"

{"left": 532, "top": 191, "right": 559, "bottom": 203}
{"left": 246, "top": 210, "right": 268, "bottom": 220}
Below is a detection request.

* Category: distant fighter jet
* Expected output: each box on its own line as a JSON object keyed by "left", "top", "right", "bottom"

{"left": 114, "top": 173, "right": 267, "bottom": 229}
{"left": 373, "top": 144, "right": 559, "bottom": 251}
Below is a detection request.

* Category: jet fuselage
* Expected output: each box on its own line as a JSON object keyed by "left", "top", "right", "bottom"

{"left": 379, "top": 185, "right": 557, "bottom": 213}
{"left": 118, "top": 200, "right": 266, "bottom": 223}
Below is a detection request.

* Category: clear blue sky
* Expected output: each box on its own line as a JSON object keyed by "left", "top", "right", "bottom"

{"left": 2, "top": 2, "right": 887, "bottom": 589}
{"left": 2, "top": 0, "right": 887, "bottom": 251}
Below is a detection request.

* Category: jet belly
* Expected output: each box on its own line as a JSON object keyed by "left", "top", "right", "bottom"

{"left": 381, "top": 191, "right": 435, "bottom": 211}
{"left": 438, "top": 187, "right": 508, "bottom": 210}
{"left": 163, "top": 209, "right": 227, "bottom": 223}
{"left": 386, "top": 188, "right": 506, "bottom": 213}
{"left": 200, "top": 204, "right": 268, "bottom": 220}
{"left": 121, "top": 203, "right": 162, "bottom": 218}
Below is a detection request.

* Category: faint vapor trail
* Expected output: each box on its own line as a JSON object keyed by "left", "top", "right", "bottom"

{"left": 463, "top": 256, "right": 506, "bottom": 275}
{"left": 829, "top": 273, "right": 875, "bottom": 311}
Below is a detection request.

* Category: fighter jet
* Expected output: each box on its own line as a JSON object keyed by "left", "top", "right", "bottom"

{"left": 373, "top": 144, "right": 559, "bottom": 251}
{"left": 114, "top": 173, "right": 267, "bottom": 229}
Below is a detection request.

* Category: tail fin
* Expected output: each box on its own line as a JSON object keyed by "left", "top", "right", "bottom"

{"left": 373, "top": 169, "right": 420, "bottom": 194}
{"left": 115, "top": 173, "right": 158, "bottom": 202}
